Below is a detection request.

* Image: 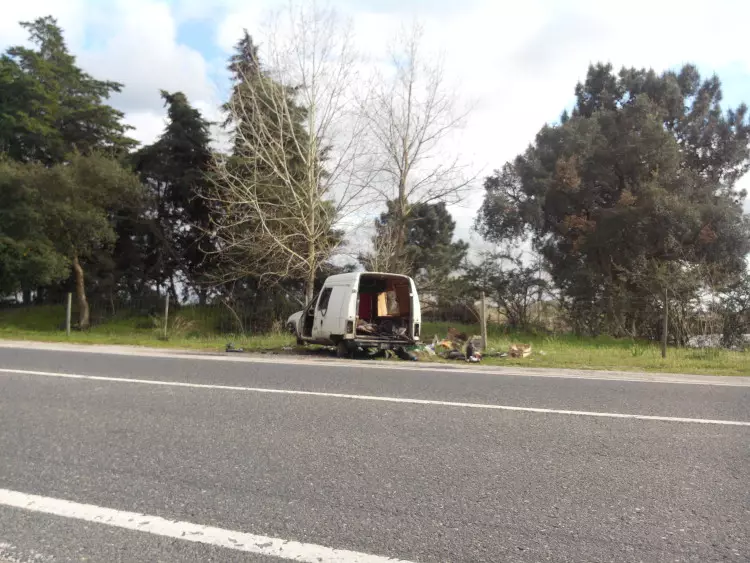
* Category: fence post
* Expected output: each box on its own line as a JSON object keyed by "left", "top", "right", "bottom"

{"left": 65, "top": 292, "right": 72, "bottom": 336}
{"left": 661, "top": 287, "right": 668, "bottom": 359}
{"left": 480, "top": 291, "right": 488, "bottom": 351}
{"left": 163, "top": 293, "right": 170, "bottom": 340}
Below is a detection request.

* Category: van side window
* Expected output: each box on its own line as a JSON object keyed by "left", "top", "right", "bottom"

{"left": 317, "top": 288, "right": 333, "bottom": 315}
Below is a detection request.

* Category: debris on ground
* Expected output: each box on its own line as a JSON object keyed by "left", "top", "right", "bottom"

{"left": 395, "top": 347, "right": 419, "bottom": 361}
{"left": 482, "top": 351, "right": 508, "bottom": 358}
{"left": 447, "top": 327, "right": 469, "bottom": 343}
{"left": 420, "top": 328, "right": 536, "bottom": 362}
{"left": 407, "top": 344, "right": 435, "bottom": 360}
{"left": 225, "top": 342, "right": 244, "bottom": 353}
{"left": 508, "top": 343, "right": 532, "bottom": 358}
{"left": 445, "top": 350, "right": 466, "bottom": 360}
{"left": 425, "top": 329, "right": 486, "bottom": 362}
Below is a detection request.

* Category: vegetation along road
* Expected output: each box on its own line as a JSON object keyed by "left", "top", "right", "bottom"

{"left": 0, "top": 343, "right": 748, "bottom": 562}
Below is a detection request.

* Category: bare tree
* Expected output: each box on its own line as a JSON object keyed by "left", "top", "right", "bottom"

{"left": 358, "top": 221, "right": 413, "bottom": 274}
{"left": 207, "top": 3, "right": 372, "bottom": 303}
{"left": 362, "top": 21, "right": 474, "bottom": 263}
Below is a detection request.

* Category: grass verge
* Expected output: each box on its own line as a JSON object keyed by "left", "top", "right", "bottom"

{"left": 0, "top": 307, "right": 747, "bottom": 376}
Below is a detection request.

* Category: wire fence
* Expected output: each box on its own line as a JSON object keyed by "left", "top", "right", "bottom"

{"left": 2, "top": 285, "right": 749, "bottom": 352}
{"left": 0, "top": 294, "right": 298, "bottom": 338}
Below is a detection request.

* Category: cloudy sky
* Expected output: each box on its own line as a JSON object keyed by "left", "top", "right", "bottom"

{"left": 2, "top": 0, "right": 749, "bottom": 250}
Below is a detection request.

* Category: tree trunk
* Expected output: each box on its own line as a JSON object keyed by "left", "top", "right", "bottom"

{"left": 72, "top": 253, "right": 90, "bottom": 330}
{"left": 394, "top": 190, "right": 409, "bottom": 270}
{"left": 198, "top": 288, "right": 208, "bottom": 307}
{"left": 169, "top": 276, "right": 178, "bottom": 304}
{"left": 305, "top": 258, "right": 315, "bottom": 306}
{"left": 22, "top": 289, "right": 32, "bottom": 305}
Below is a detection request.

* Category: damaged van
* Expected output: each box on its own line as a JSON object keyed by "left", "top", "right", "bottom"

{"left": 286, "top": 272, "right": 421, "bottom": 357}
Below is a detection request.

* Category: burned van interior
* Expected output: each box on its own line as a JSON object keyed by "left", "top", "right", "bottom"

{"left": 355, "top": 274, "right": 413, "bottom": 340}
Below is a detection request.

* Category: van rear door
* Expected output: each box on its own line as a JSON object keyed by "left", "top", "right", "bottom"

{"left": 409, "top": 276, "right": 422, "bottom": 340}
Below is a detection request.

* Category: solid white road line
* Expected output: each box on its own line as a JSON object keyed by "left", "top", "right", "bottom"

{"left": 0, "top": 339, "right": 747, "bottom": 387}
{"left": 1, "top": 367, "right": 748, "bottom": 427}
{"left": 0, "top": 488, "right": 413, "bottom": 563}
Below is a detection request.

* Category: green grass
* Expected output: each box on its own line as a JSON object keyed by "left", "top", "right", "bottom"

{"left": 419, "top": 322, "right": 749, "bottom": 376}
{"left": 0, "top": 307, "right": 747, "bottom": 376}
{"left": 0, "top": 304, "right": 295, "bottom": 351}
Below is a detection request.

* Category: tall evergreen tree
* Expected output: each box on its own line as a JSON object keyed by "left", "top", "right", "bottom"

{"left": 210, "top": 26, "right": 340, "bottom": 303}
{"left": 0, "top": 17, "right": 143, "bottom": 307}
{"left": 0, "top": 16, "right": 136, "bottom": 164}
{"left": 133, "top": 91, "right": 216, "bottom": 302}
{"left": 366, "top": 201, "right": 467, "bottom": 276}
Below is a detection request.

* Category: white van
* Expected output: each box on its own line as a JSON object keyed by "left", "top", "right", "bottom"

{"left": 286, "top": 271, "right": 422, "bottom": 357}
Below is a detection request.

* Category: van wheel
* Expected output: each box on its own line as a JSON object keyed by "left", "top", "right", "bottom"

{"left": 336, "top": 341, "right": 353, "bottom": 359}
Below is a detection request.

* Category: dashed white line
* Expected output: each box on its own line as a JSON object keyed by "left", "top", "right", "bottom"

{"left": 0, "top": 488, "right": 413, "bottom": 562}
{"left": 1, "top": 367, "right": 748, "bottom": 426}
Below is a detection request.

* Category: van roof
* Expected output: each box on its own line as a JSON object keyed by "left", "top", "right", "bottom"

{"left": 325, "top": 271, "right": 412, "bottom": 284}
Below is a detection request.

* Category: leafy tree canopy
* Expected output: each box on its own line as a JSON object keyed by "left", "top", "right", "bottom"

{"left": 0, "top": 16, "right": 136, "bottom": 164}
{"left": 476, "top": 63, "right": 750, "bottom": 334}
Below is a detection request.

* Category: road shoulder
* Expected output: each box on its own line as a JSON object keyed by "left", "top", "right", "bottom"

{"left": 0, "top": 339, "right": 747, "bottom": 386}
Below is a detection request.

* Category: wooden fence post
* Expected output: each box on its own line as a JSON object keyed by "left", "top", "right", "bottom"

{"left": 480, "top": 291, "right": 488, "bottom": 351}
{"left": 661, "top": 287, "right": 668, "bottom": 359}
{"left": 163, "top": 293, "right": 170, "bottom": 340}
{"left": 65, "top": 292, "right": 72, "bottom": 336}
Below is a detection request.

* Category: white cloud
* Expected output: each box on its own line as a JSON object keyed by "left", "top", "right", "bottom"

{"left": 0, "top": 0, "right": 88, "bottom": 49}
{"left": 79, "top": 0, "right": 217, "bottom": 115}
{"left": 1, "top": 0, "right": 220, "bottom": 149}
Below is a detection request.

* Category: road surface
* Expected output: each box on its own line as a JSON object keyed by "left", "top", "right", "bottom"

{"left": 0, "top": 344, "right": 748, "bottom": 562}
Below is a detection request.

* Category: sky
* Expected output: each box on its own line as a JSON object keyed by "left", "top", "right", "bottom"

{"left": 2, "top": 0, "right": 750, "bottom": 254}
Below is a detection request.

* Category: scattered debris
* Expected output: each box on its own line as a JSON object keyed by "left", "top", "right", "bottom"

{"left": 356, "top": 320, "right": 377, "bottom": 334}
{"left": 466, "top": 335, "right": 483, "bottom": 358}
{"left": 395, "top": 347, "right": 418, "bottom": 361}
{"left": 225, "top": 343, "right": 244, "bottom": 353}
{"left": 482, "top": 350, "right": 508, "bottom": 358}
{"left": 425, "top": 329, "right": 486, "bottom": 362}
{"left": 357, "top": 318, "right": 408, "bottom": 338}
{"left": 447, "top": 327, "right": 469, "bottom": 343}
{"left": 407, "top": 344, "right": 435, "bottom": 360}
{"left": 508, "top": 343, "right": 532, "bottom": 358}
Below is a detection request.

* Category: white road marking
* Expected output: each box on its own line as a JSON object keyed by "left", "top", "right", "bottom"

{"left": 0, "top": 488, "right": 413, "bottom": 563}
{"left": 0, "top": 339, "right": 747, "bottom": 387}
{"left": 1, "top": 367, "right": 748, "bottom": 426}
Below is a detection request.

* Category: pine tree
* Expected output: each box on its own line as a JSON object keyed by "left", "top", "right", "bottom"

{"left": 133, "top": 91, "right": 216, "bottom": 302}
{"left": 0, "top": 16, "right": 136, "bottom": 164}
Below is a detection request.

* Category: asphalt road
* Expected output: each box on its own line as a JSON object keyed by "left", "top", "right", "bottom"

{"left": 0, "top": 345, "right": 748, "bottom": 562}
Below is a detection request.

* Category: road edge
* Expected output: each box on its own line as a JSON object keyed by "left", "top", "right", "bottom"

{"left": 0, "top": 339, "right": 747, "bottom": 386}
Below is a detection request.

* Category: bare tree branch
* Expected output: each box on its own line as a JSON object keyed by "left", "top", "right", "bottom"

{"left": 360, "top": 20, "right": 476, "bottom": 266}
{"left": 206, "top": 2, "right": 372, "bottom": 302}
